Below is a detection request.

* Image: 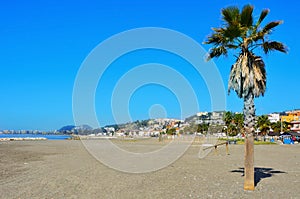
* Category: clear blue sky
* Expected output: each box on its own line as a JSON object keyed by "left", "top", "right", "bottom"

{"left": 1, "top": 0, "right": 299, "bottom": 130}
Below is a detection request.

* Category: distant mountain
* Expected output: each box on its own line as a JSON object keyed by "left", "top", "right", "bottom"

{"left": 185, "top": 114, "right": 197, "bottom": 123}
{"left": 74, "top": 124, "right": 93, "bottom": 130}
{"left": 58, "top": 124, "right": 93, "bottom": 132}
{"left": 58, "top": 125, "right": 75, "bottom": 132}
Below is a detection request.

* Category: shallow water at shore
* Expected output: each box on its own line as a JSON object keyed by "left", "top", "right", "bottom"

{"left": 0, "top": 133, "right": 71, "bottom": 140}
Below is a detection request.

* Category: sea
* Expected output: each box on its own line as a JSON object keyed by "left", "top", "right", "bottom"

{"left": 0, "top": 134, "right": 71, "bottom": 140}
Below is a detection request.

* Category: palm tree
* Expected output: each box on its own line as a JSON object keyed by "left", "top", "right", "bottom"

{"left": 223, "top": 111, "right": 233, "bottom": 125}
{"left": 227, "top": 123, "right": 237, "bottom": 136}
{"left": 204, "top": 4, "right": 287, "bottom": 190}
{"left": 233, "top": 113, "right": 244, "bottom": 135}
{"left": 256, "top": 115, "right": 271, "bottom": 136}
{"left": 271, "top": 120, "right": 289, "bottom": 133}
{"left": 223, "top": 111, "right": 233, "bottom": 135}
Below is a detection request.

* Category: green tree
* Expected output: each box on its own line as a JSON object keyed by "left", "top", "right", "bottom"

{"left": 166, "top": 128, "right": 176, "bottom": 135}
{"left": 234, "top": 113, "right": 244, "bottom": 134}
{"left": 197, "top": 123, "right": 209, "bottom": 134}
{"left": 223, "top": 111, "right": 234, "bottom": 127}
{"left": 271, "top": 121, "right": 281, "bottom": 133}
{"left": 271, "top": 121, "right": 289, "bottom": 133}
{"left": 256, "top": 115, "right": 271, "bottom": 135}
{"left": 223, "top": 111, "right": 234, "bottom": 136}
{"left": 197, "top": 124, "right": 202, "bottom": 133}
{"left": 204, "top": 4, "right": 287, "bottom": 190}
{"left": 227, "top": 123, "right": 238, "bottom": 136}
{"left": 223, "top": 112, "right": 244, "bottom": 136}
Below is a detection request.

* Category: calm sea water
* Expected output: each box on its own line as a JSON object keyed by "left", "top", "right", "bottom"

{"left": 0, "top": 134, "right": 71, "bottom": 140}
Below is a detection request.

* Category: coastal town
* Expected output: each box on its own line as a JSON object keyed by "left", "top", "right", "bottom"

{"left": 2, "top": 109, "right": 300, "bottom": 143}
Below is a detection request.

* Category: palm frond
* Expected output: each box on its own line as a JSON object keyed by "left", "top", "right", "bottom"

{"left": 222, "top": 6, "right": 240, "bottom": 25}
{"left": 228, "top": 54, "right": 244, "bottom": 98}
{"left": 226, "top": 44, "right": 239, "bottom": 49}
{"left": 204, "top": 32, "right": 226, "bottom": 45}
{"left": 228, "top": 53, "right": 266, "bottom": 98}
{"left": 223, "top": 24, "right": 243, "bottom": 40}
{"left": 251, "top": 20, "right": 283, "bottom": 42}
{"left": 256, "top": 9, "right": 270, "bottom": 27}
{"left": 262, "top": 20, "right": 283, "bottom": 33}
{"left": 250, "top": 31, "right": 265, "bottom": 42}
{"left": 206, "top": 46, "right": 228, "bottom": 60}
{"left": 251, "top": 55, "right": 266, "bottom": 97}
{"left": 262, "top": 41, "right": 287, "bottom": 54}
{"left": 212, "top": 27, "right": 225, "bottom": 33}
{"left": 240, "top": 4, "right": 254, "bottom": 28}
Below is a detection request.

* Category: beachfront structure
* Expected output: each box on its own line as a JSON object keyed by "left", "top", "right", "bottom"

{"left": 196, "top": 112, "right": 209, "bottom": 117}
{"left": 104, "top": 127, "right": 115, "bottom": 133}
{"left": 281, "top": 110, "right": 300, "bottom": 123}
{"left": 209, "top": 111, "right": 225, "bottom": 125}
{"left": 195, "top": 111, "right": 225, "bottom": 125}
{"left": 268, "top": 113, "right": 280, "bottom": 123}
{"left": 290, "top": 120, "right": 300, "bottom": 132}
{"left": 196, "top": 112, "right": 209, "bottom": 124}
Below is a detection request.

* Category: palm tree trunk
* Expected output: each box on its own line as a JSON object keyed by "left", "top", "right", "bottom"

{"left": 243, "top": 92, "right": 255, "bottom": 190}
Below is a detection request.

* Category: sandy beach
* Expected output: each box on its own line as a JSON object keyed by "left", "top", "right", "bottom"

{"left": 0, "top": 139, "right": 299, "bottom": 199}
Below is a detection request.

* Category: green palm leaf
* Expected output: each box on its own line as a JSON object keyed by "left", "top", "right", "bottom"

{"left": 207, "top": 46, "right": 228, "bottom": 60}
{"left": 256, "top": 9, "right": 270, "bottom": 27}
{"left": 240, "top": 4, "right": 254, "bottom": 28}
{"left": 204, "top": 32, "right": 226, "bottom": 45}
{"left": 223, "top": 24, "right": 243, "bottom": 40}
{"left": 262, "top": 41, "right": 287, "bottom": 54}
{"left": 262, "top": 21, "right": 283, "bottom": 33}
{"left": 222, "top": 6, "right": 240, "bottom": 25}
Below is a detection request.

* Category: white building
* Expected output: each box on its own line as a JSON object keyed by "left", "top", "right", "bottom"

{"left": 104, "top": 127, "right": 115, "bottom": 133}
{"left": 268, "top": 113, "right": 280, "bottom": 123}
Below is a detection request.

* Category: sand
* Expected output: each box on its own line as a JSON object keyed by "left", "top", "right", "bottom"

{"left": 0, "top": 139, "right": 299, "bottom": 199}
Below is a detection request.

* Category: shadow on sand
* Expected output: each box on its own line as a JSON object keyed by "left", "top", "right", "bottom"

{"left": 231, "top": 167, "right": 286, "bottom": 186}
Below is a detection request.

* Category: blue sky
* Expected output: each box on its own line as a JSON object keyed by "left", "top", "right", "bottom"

{"left": 1, "top": 0, "right": 299, "bottom": 130}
